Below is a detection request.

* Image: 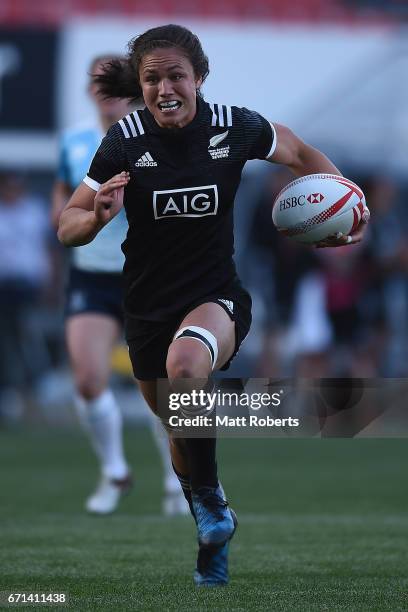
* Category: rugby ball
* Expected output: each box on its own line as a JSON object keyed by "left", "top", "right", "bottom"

{"left": 272, "top": 174, "right": 367, "bottom": 244}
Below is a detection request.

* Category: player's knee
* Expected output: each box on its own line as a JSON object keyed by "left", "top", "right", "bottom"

{"left": 75, "top": 371, "right": 106, "bottom": 400}
{"left": 166, "top": 326, "right": 218, "bottom": 380}
{"left": 166, "top": 347, "right": 207, "bottom": 380}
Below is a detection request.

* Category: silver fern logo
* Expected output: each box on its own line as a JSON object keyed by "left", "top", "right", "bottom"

{"left": 208, "top": 130, "right": 229, "bottom": 148}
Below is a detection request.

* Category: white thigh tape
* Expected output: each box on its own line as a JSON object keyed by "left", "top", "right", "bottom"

{"left": 174, "top": 326, "right": 218, "bottom": 369}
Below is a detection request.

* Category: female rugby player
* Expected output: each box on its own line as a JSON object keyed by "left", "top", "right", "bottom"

{"left": 58, "top": 24, "right": 368, "bottom": 585}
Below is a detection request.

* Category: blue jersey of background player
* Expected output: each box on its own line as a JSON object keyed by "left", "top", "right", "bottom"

{"left": 52, "top": 55, "right": 188, "bottom": 517}
{"left": 56, "top": 120, "right": 127, "bottom": 274}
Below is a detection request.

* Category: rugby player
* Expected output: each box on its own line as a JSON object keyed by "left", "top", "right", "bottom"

{"left": 58, "top": 25, "right": 367, "bottom": 584}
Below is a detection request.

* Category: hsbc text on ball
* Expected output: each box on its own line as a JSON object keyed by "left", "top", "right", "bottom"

{"left": 279, "top": 195, "right": 306, "bottom": 211}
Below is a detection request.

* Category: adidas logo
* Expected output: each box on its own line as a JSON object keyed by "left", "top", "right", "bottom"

{"left": 218, "top": 299, "right": 234, "bottom": 314}
{"left": 135, "top": 152, "right": 157, "bottom": 167}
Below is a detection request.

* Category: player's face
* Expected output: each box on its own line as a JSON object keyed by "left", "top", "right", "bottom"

{"left": 139, "top": 48, "right": 202, "bottom": 129}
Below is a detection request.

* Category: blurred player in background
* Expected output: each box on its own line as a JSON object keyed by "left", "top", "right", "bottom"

{"left": 0, "top": 172, "right": 55, "bottom": 423}
{"left": 52, "top": 55, "right": 187, "bottom": 516}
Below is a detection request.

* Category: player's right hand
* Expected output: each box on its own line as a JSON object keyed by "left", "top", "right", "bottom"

{"left": 94, "top": 171, "right": 130, "bottom": 225}
{"left": 315, "top": 206, "right": 370, "bottom": 248}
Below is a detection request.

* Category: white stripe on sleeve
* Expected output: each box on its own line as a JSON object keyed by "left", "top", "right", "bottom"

{"left": 119, "top": 119, "right": 130, "bottom": 138}
{"left": 83, "top": 176, "right": 101, "bottom": 191}
{"left": 125, "top": 115, "right": 137, "bottom": 137}
{"left": 133, "top": 112, "right": 145, "bottom": 135}
{"left": 266, "top": 122, "right": 278, "bottom": 158}
{"left": 209, "top": 103, "right": 217, "bottom": 127}
{"left": 217, "top": 104, "right": 224, "bottom": 127}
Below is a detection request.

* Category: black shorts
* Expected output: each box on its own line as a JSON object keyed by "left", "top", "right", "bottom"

{"left": 126, "top": 283, "right": 252, "bottom": 380}
{"left": 65, "top": 267, "right": 124, "bottom": 324}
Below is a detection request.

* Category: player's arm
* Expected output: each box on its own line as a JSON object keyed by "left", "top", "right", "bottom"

{"left": 267, "top": 123, "right": 341, "bottom": 177}
{"left": 51, "top": 179, "right": 73, "bottom": 231}
{"left": 58, "top": 171, "right": 130, "bottom": 247}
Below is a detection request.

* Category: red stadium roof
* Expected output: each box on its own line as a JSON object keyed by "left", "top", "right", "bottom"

{"left": 0, "top": 0, "right": 403, "bottom": 26}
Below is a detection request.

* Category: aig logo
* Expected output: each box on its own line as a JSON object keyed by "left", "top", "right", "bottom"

{"left": 153, "top": 185, "right": 218, "bottom": 220}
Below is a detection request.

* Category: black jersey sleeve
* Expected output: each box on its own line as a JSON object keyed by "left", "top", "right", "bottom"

{"left": 235, "top": 107, "right": 274, "bottom": 161}
{"left": 85, "top": 123, "right": 127, "bottom": 187}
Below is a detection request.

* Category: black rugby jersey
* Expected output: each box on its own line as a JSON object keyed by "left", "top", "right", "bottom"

{"left": 85, "top": 98, "right": 274, "bottom": 321}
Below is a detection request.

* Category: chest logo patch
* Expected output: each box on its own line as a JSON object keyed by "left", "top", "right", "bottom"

{"left": 209, "top": 130, "right": 230, "bottom": 160}
{"left": 153, "top": 185, "right": 218, "bottom": 220}
{"left": 135, "top": 151, "right": 158, "bottom": 167}
{"left": 209, "top": 130, "right": 229, "bottom": 148}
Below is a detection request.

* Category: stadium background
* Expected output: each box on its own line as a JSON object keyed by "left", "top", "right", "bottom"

{"left": 0, "top": 1, "right": 407, "bottom": 609}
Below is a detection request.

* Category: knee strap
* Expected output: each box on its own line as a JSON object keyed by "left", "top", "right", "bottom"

{"left": 174, "top": 326, "right": 218, "bottom": 370}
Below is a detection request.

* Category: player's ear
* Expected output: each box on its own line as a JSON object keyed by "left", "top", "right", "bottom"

{"left": 195, "top": 76, "right": 203, "bottom": 90}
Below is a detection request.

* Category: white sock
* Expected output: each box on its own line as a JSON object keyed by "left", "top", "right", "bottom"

{"left": 74, "top": 389, "right": 129, "bottom": 480}
{"left": 149, "top": 416, "right": 181, "bottom": 494}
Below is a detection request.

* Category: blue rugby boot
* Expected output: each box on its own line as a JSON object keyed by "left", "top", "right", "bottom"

{"left": 193, "top": 510, "right": 238, "bottom": 586}
{"left": 194, "top": 542, "right": 229, "bottom": 586}
{"left": 192, "top": 484, "right": 237, "bottom": 547}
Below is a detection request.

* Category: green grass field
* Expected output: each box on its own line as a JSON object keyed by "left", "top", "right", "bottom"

{"left": 0, "top": 427, "right": 407, "bottom": 611}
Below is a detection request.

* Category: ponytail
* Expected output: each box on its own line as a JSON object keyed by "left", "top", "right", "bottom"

{"left": 93, "top": 58, "right": 142, "bottom": 102}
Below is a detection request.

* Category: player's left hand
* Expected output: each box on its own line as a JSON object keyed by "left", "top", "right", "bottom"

{"left": 315, "top": 207, "right": 370, "bottom": 248}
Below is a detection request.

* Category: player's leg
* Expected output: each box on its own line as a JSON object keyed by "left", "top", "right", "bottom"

{"left": 137, "top": 379, "right": 190, "bottom": 515}
{"left": 151, "top": 419, "right": 190, "bottom": 515}
{"left": 166, "top": 303, "right": 237, "bottom": 585}
{"left": 167, "top": 302, "right": 235, "bottom": 493}
{"left": 110, "top": 337, "right": 188, "bottom": 514}
{"left": 128, "top": 298, "right": 249, "bottom": 585}
{"left": 66, "top": 313, "right": 131, "bottom": 513}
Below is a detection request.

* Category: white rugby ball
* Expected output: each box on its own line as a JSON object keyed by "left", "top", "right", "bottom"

{"left": 272, "top": 173, "right": 367, "bottom": 244}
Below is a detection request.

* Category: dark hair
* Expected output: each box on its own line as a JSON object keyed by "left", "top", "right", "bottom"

{"left": 88, "top": 54, "right": 124, "bottom": 76}
{"left": 94, "top": 24, "right": 209, "bottom": 101}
